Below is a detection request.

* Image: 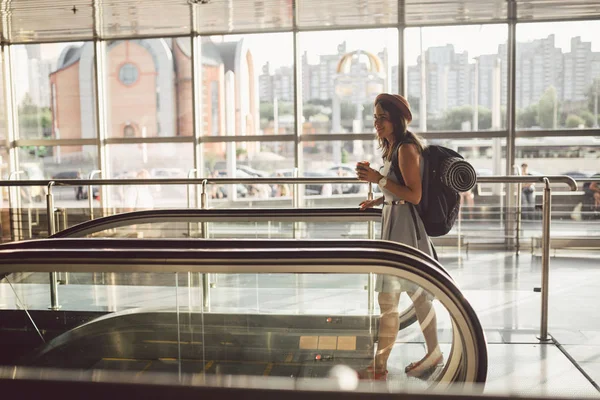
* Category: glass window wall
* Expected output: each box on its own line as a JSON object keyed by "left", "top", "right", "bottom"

{"left": 12, "top": 42, "right": 96, "bottom": 141}
{"left": 203, "top": 33, "right": 295, "bottom": 137}
{"left": 298, "top": 28, "right": 398, "bottom": 135}
{"left": 404, "top": 25, "right": 508, "bottom": 132}
{"left": 516, "top": 21, "right": 600, "bottom": 130}
{"left": 105, "top": 38, "right": 192, "bottom": 138}
{"left": 0, "top": 11, "right": 597, "bottom": 240}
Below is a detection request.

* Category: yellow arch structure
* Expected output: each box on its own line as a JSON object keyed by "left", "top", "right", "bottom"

{"left": 336, "top": 50, "right": 383, "bottom": 74}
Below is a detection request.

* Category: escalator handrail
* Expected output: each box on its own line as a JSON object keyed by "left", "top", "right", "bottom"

{"left": 0, "top": 238, "right": 453, "bottom": 281}
{"left": 0, "top": 238, "right": 486, "bottom": 382}
{"left": 51, "top": 208, "right": 382, "bottom": 239}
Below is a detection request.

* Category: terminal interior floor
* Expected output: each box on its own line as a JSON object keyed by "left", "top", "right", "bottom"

{"left": 439, "top": 249, "right": 600, "bottom": 397}
{"left": 2, "top": 248, "right": 600, "bottom": 397}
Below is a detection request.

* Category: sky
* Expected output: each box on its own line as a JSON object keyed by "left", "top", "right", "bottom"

{"left": 222, "top": 20, "right": 600, "bottom": 70}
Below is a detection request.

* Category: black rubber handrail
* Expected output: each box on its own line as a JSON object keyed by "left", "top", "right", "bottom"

{"left": 0, "top": 238, "right": 452, "bottom": 282}
{"left": 51, "top": 208, "right": 382, "bottom": 239}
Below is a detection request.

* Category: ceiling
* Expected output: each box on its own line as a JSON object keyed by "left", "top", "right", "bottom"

{"left": 0, "top": 0, "right": 598, "bottom": 43}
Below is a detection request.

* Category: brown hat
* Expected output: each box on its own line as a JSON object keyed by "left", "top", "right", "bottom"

{"left": 375, "top": 93, "right": 412, "bottom": 124}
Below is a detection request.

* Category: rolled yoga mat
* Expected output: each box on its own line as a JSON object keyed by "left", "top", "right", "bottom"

{"left": 440, "top": 157, "right": 477, "bottom": 192}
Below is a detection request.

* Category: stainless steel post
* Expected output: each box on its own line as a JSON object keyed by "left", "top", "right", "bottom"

{"left": 513, "top": 165, "right": 522, "bottom": 255}
{"left": 366, "top": 183, "right": 375, "bottom": 313}
{"left": 46, "top": 182, "right": 60, "bottom": 310}
{"left": 367, "top": 219, "right": 375, "bottom": 315}
{"left": 293, "top": 169, "right": 299, "bottom": 239}
{"left": 88, "top": 170, "right": 102, "bottom": 220}
{"left": 539, "top": 178, "right": 551, "bottom": 341}
{"left": 200, "top": 179, "right": 210, "bottom": 311}
{"left": 8, "top": 171, "right": 25, "bottom": 241}
{"left": 186, "top": 169, "right": 198, "bottom": 238}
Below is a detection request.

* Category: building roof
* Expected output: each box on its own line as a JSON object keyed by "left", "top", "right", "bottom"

{"left": 213, "top": 41, "right": 239, "bottom": 73}
{"left": 55, "top": 45, "right": 83, "bottom": 72}
{"left": 54, "top": 37, "right": 242, "bottom": 74}
{"left": 174, "top": 37, "right": 223, "bottom": 67}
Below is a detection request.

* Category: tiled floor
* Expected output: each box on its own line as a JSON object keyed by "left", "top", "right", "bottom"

{"left": 438, "top": 249, "right": 600, "bottom": 397}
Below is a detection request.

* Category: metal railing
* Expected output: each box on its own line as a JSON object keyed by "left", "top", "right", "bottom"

{"left": 0, "top": 174, "right": 580, "bottom": 341}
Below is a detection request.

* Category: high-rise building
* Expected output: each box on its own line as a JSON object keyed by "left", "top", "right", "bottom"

{"left": 258, "top": 63, "right": 294, "bottom": 103}
{"left": 564, "top": 36, "right": 595, "bottom": 102}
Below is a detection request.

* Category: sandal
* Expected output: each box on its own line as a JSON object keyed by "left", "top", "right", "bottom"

{"left": 405, "top": 352, "right": 443, "bottom": 378}
{"left": 357, "top": 365, "right": 388, "bottom": 381}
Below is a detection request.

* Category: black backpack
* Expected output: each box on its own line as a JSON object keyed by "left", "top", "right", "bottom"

{"left": 391, "top": 143, "right": 462, "bottom": 237}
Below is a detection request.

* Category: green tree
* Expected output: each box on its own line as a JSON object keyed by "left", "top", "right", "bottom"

{"left": 307, "top": 99, "right": 332, "bottom": 107}
{"left": 537, "top": 86, "right": 559, "bottom": 129}
{"left": 259, "top": 101, "right": 293, "bottom": 121}
{"left": 341, "top": 148, "right": 349, "bottom": 164}
{"left": 303, "top": 104, "right": 321, "bottom": 120}
{"left": 438, "top": 105, "right": 491, "bottom": 131}
{"left": 565, "top": 114, "right": 585, "bottom": 128}
{"left": 579, "top": 110, "right": 595, "bottom": 128}
{"left": 517, "top": 104, "right": 538, "bottom": 128}
{"left": 586, "top": 78, "right": 600, "bottom": 113}
{"left": 18, "top": 94, "right": 52, "bottom": 138}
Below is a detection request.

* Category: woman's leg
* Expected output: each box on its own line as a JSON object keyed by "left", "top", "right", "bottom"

{"left": 373, "top": 292, "right": 401, "bottom": 372}
{"left": 405, "top": 289, "right": 442, "bottom": 374}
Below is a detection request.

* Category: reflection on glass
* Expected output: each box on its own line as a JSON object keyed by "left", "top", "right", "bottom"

{"left": 107, "top": 143, "right": 192, "bottom": 209}
{"left": 202, "top": 33, "right": 294, "bottom": 139}
{"left": 81, "top": 220, "right": 381, "bottom": 241}
{"left": 16, "top": 145, "right": 98, "bottom": 209}
{"left": 405, "top": 25, "right": 508, "bottom": 132}
{"left": 13, "top": 42, "right": 96, "bottom": 140}
{"left": 516, "top": 22, "right": 600, "bottom": 130}
{"left": 5, "top": 270, "right": 451, "bottom": 386}
{"left": 299, "top": 29, "right": 399, "bottom": 136}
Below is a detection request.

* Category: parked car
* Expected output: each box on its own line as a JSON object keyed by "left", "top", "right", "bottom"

{"left": 212, "top": 169, "right": 250, "bottom": 199}
{"left": 52, "top": 171, "right": 99, "bottom": 200}
{"left": 271, "top": 169, "right": 332, "bottom": 196}
{"left": 20, "top": 163, "right": 47, "bottom": 202}
{"left": 325, "top": 165, "right": 362, "bottom": 194}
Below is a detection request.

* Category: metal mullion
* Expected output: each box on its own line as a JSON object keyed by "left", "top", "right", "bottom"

{"left": 398, "top": 0, "right": 406, "bottom": 96}
{"left": 105, "top": 136, "right": 194, "bottom": 145}
{"left": 2, "top": 43, "right": 21, "bottom": 242}
{"left": 405, "top": 19, "right": 509, "bottom": 28}
{"left": 419, "top": 130, "right": 508, "bottom": 139}
{"left": 0, "top": 1, "right": 10, "bottom": 44}
{"left": 4, "top": 32, "right": 193, "bottom": 46}
{"left": 2, "top": 44, "right": 17, "bottom": 172}
{"left": 200, "top": 24, "right": 400, "bottom": 36}
{"left": 301, "top": 133, "right": 376, "bottom": 142}
{"left": 514, "top": 15, "right": 600, "bottom": 25}
{"left": 505, "top": 0, "right": 518, "bottom": 250}
{"left": 92, "top": 31, "right": 109, "bottom": 214}
{"left": 200, "top": 134, "right": 294, "bottom": 143}
{"left": 516, "top": 128, "right": 600, "bottom": 138}
{"left": 506, "top": 3, "right": 517, "bottom": 174}
{"left": 292, "top": 0, "right": 304, "bottom": 209}
{"left": 190, "top": 5, "right": 203, "bottom": 207}
{"left": 15, "top": 139, "right": 98, "bottom": 147}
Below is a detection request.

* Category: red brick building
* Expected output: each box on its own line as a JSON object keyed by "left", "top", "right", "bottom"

{"left": 49, "top": 38, "right": 258, "bottom": 170}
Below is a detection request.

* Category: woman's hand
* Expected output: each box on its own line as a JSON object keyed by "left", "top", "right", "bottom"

{"left": 359, "top": 198, "right": 380, "bottom": 211}
{"left": 355, "top": 162, "right": 382, "bottom": 184}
